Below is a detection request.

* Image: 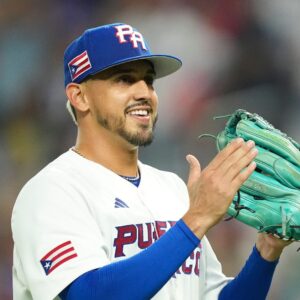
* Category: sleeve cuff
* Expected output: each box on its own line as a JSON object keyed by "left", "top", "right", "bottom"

{"left": 253, "top": 245, "right": 279, "bottom": 265}
{"left": 177, "top": 219, "right": 201, "bottom": 247}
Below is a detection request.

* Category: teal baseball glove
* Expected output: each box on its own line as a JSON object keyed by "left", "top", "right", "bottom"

{"left": 213, "top": 109, "right": 300, "bottom": 241}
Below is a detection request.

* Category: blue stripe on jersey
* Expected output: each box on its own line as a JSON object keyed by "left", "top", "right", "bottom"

{"left": 114, "top": 198, "right": 129, "bottom": 208}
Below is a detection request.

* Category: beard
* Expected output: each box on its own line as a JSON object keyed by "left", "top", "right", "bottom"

{"left": 96, "top": 109, "right": 158, "bottom": 147}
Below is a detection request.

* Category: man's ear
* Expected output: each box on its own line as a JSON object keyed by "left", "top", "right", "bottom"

{"left": 65, "top": 83, "right": 89, "bottom": 113}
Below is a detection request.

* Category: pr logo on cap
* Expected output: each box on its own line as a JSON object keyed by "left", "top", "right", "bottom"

{"left": 115, "top": 25, "right": 147, "bottom": 50}
{"left": 68, "top": 50, "right": 92, "bottom": 81}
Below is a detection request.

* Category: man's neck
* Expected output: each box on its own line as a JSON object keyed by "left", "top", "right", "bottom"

{"left": 75, "top": 129, "right": 139, "bottom": 177}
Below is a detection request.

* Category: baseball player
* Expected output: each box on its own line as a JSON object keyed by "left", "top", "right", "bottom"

{"left": 12, "top": 23, "right": 291, "bottom": 300}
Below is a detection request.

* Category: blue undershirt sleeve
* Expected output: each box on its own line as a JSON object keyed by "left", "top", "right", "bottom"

{"left": 218, "top": 245, "right": 279, "bottom": 300}
{"left": 60, "top": 219, "right": 200, "bottom": 300}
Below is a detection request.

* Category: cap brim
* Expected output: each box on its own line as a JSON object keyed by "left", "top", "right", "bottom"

{"left": 87, "top": 54, "right": 182, "bottom": 80}
{"left": 145, "top": 55, "right": 182, "bottom": 79}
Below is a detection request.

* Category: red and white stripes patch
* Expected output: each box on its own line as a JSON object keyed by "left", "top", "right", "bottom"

{"left": 40, "top": 240, "right": 77, "bottom": 275}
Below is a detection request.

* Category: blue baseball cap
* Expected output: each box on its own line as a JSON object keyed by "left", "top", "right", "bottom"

{"left": 64, "top": 23, "right": 182, "bottom": 87}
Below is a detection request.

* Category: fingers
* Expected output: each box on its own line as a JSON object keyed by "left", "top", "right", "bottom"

{"left": 220, "top": 140, "right": 258, "bottom": 180}
{"left": 200, "top": 137, "right": 258, "bottom": 197}
{"left": 183, "top": 138, "right": 258, "bottom": 237}
{"left": 232, "top": 161, "right": 256, "bottom": 190}
{"left": 186, "top": 154, "right": 201, "bottom": 189}
{"left": 219, "top": 139, "right": 257, "bottom": 190}
{"left": 208, "top": 138, "right": 244, "bottom": 170}
{"left": 208, "top": 137, "right": 257, "bottom": 176}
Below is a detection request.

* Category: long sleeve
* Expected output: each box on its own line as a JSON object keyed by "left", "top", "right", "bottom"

{"left": 218, "top": 245, "right": 278, "bottom": 300}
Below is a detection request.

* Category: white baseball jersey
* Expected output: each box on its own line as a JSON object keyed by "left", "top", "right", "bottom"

{"left": 12, "top": 149, "right": 231, "bottom": 300}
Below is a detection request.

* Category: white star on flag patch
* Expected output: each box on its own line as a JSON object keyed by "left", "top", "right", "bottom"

{"left": 40, "top": 240, "right": 77, "bottom": 275}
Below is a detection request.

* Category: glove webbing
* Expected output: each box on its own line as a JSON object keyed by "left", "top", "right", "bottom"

{"left": 224, "top": 191, "right": 256, "bottom": 221}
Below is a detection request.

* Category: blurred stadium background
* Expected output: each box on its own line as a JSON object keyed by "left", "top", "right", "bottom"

{"left": 1, "top": 0, "right": 300, "bottom": 299}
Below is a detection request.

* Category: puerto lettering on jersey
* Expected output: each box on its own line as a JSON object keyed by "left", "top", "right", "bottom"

{"left": 114, "top": 220, "right": 202, "bottom": 277}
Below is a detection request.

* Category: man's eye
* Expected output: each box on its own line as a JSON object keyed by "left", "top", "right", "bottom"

{"left": 117, "top": 75, "right": 134, "bottom": 84}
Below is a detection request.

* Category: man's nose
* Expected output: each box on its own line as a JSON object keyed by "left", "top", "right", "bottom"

{"left": 132, "top": 80, "right": 152, "bottom": 101}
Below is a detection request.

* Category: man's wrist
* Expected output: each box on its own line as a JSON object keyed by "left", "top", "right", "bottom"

{"left": 255, "top": 243, "right": 282, "bottom": 262}
{"left": 182, "top": 213, "right": 212, "bottom": 239}
{"left": 255, "top": 235, "right": 283, "bottom": 262}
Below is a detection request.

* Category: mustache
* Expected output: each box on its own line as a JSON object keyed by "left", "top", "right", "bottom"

{"left": 125, "top": 100, "right": 152, "bottom": 112}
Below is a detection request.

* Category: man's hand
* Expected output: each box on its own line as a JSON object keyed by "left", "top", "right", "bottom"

{"left": 183, "top": 138, "right": 257, "bottom": 239}
{"left": 256, "top": 233, "right": 293, "bottom": 262}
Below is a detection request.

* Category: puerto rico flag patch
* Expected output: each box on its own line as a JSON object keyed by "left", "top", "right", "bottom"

{"left": 68, "top": 50, "right": 92, "bottom": 81}
{"left": 40, "top": 241, "right": 77, "bottom": 275}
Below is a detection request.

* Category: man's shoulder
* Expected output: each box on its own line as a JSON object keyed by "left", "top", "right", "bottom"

{"left": 17, "top": 150, "right": 76, "bottom": 196}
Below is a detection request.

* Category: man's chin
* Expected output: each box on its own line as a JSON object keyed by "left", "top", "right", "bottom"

{"left": 116, "top": 124, "right": 155, "bottom": 147}
{"left": 129, "top": 135, "right": 154, "bottom": 147}
{"left": 123, "top": 132, "right": 154, "bottom": 147}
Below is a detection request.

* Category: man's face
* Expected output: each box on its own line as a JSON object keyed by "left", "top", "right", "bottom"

{"left": 82, "top": 60, "right": 158, "bottom": 147}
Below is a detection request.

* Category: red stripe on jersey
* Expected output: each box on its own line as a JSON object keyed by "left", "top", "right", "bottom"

{"left": 41, "top": 241, "right": 72, "bottom": 260}
{"left": 48, "top": 253, "right": 78, "bottom": 274}
{"left": 51, "top": 246, "right": 75, "bottom": 262}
